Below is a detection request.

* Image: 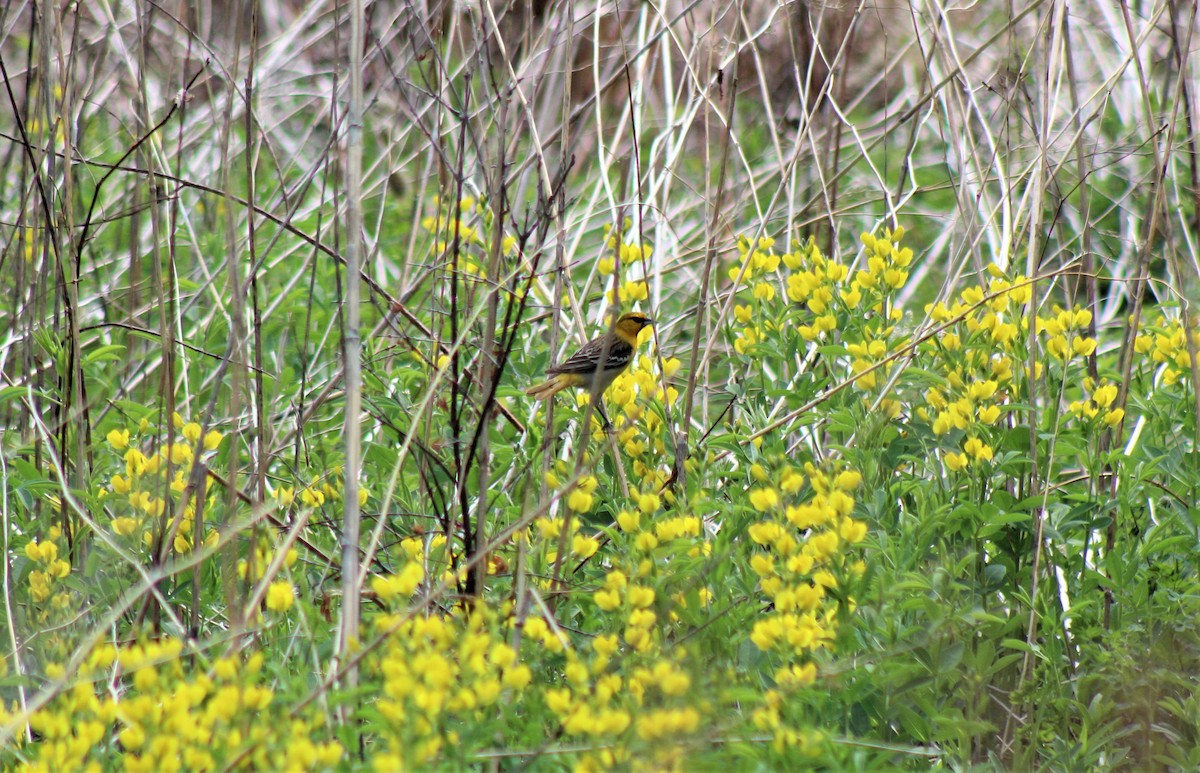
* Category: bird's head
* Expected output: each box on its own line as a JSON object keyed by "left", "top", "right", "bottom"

{"left": 614, "top": 312, "right": 654, "bottom": 344}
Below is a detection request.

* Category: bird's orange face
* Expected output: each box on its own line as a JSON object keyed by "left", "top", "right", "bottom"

{"left": 614, "top": 312, "right": 654, "bottom": 343}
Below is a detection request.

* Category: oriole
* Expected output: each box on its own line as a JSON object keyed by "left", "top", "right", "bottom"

{"left": 526, "top": 312, "right": 654, "bottom": 400}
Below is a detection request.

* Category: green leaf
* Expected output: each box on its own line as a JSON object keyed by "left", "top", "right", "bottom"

{"left": 85, "top": 344, "right": 126, "bottom": 364}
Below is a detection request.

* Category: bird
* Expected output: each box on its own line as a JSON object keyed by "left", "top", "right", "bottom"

{"left": 525, "top": 312, "right": 654, "bottom": 407}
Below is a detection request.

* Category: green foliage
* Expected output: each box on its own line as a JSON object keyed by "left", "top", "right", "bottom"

{"left": 6, "top": 214, "right": 1198, "bottom": 769}
{"left": 3, "top": 5, "right": 1200, "bottom": 764}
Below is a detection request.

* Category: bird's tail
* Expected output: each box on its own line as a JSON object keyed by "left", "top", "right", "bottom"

{"left": 525, "top": 375, "right": 569, "bottom": 400}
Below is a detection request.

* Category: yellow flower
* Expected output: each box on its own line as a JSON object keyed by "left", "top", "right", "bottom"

{"left": 839, "top": 518, "right": 868, "bottom": 543}
{"left": 627, "top": 586, "right": 655, "bottom": 608}
{"left": 273, "top": 486, "right": 295, "bottom": 506}
{"left": 991, "top": 322, "right": 1018, "bottom": 345}
{"left": 833, "top": 470, "right": 861, "bottom": 491}
{"left": 594, "top": 588, "right": 621, "bottom": 611}
{"left": 618, "top": 281, "right": 649, "bottom": 303}
{"left": 110, "top": 474, "right": 131, "bottom": 494}
{"left": 111, "top": 517, "right": 139, "bottom": 536}
{"left": 373, "top": 563, "right": 425, "bottom": 600}
{"left": 266, "top": 581, "right": 295, "bottom": 612}
{"left": 977, "top": 404, "right": 1001, "bottom": 424}
{"left": 107, "top": 428, "right": 130, "bottom": 450}
{"left": 748, "top": 521, "right": 783, "bottom": 546}
{"left": 634, "top": 533, "right": 659, "bottom": 552}
{"left": 780, "top": 469, "right": 805, "bottom": 493}
{"left": 749, "top": 488, "right": 779, "bottom": 512}
{"left": 615, "top": 510, "right": 641, "bottom": 532}
{"left": 968, "top": 380, "right": 998, "bottom": 401}
{"left": 572, "top": 534, "right": 600, "bottom": 559}
{"left": 964, "top": 437, "right": 993, "bottom": 462}
{"left": 495, "top": 661, "right": 530, "bottom": 691}
{"left": 568, "top": 488, "right": 595, "bottom": 513}
{"left": 1092, "top": 383, "right": 1118, "bottom": 407}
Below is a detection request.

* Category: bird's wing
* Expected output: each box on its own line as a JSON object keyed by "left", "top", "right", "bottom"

{"left": 548, "top": 335, "right": 633, "bottom": 375}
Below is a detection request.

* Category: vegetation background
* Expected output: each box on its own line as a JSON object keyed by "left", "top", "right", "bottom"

{"left": 2, "top": 0, "right": 1199, "bottom": 769}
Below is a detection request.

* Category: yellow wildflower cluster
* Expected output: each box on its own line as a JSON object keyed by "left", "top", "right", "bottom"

{"left": 543, "top": 629, "right": 703, "bottom": 771}
{"left": 532, "top": 334, "right": 678, "bottom": 520}
{"left": 103, "top": 413, "right": 223, "bottom": 554}
{"left": 429, "top": 532, "right": 477, "bottom": 586}
{"left": 299, "top": 479, "right": 332, "bottom": 507}
{"left": 925, "top": 264, "right": 1033, "bottom": 340}
{"left": 782, "top": 238, "right": 849, "bottom": 337}
{"left": 532, "top": 474, "right": 600, "bottom": 570}
{"left": 739, "top": 230, "right": 911, "bottom": 399}
{"left": 1036, "top": 305, "right": 1098, "bottom": 362}
{"left": 281, "top": 468, "right": 362, "bottom": 510}
{"left": 19, "top": 527, "right": 77, "bottom": 662}
{"left": 2, "top": 640, "right": 342, "bottom": 771}
{"left": 519, "top": 451, "right": 714, "bottom": 768}
{"left": 1068, "top": 378, "right": 1125, "bottom": 428}
{"left": 372, "top": 559, "right": 426, "bottom": 602}
{"left": 833, "top": 229, "right": 910, "bottom": 302}
{"left": 372, "top": 532, "right": 476, "bottom": 602}
{"left": 238, "top": 545, "right": 298, "bottom": 582}
{"left": 1135, "top": 314, "right": 1199, "bottom": 386}
{"left": 23, "top": 533, "right": 71, "bottom": 606}
{"left": 556, "top": 499, "right": 700, "bottom": 759}
{"left": 230, "top": 544, "right": 298, "bottom": 614}
{"left": 1, "top": 652, "right": 114, "bottom": 771}
{"left": 566, "top": 473, "right": 600, "bottom": 512}
{"left": 925, "top": 373, "right": 1005, "bottom": 471}
{"left": 365, "top": 605, "right": 533, "bottom": 770}
{"left": 591, "top": 568, "right": 660, "bottom": 652}
{"left": 534, "top": 488, "right": 579, "bottom": 566}
{"left": 730, "top": 235, "right": 785, "bottom": 354}
{"left": 599, "top": 219, "right": 653, "bottom": 305}
{"left": 920, "top": 267, "right": 1038, "bottom": 471}
{"left": 841, "top": 231, "right": 912, "bottom": 392}
{"left": 589, "top": 350, "right": 680, "bottom": 463}
{"left": 746, "top": 463, "right": 867, "bottom": 740}
{"left": 589, "top": 224, "right": 674, "bottom": 476}
{"left": 421, "top": 195, "right": 517, "bottom": 275}
{"left": 543, "top": 646, "right": 633, "bottom": 742}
